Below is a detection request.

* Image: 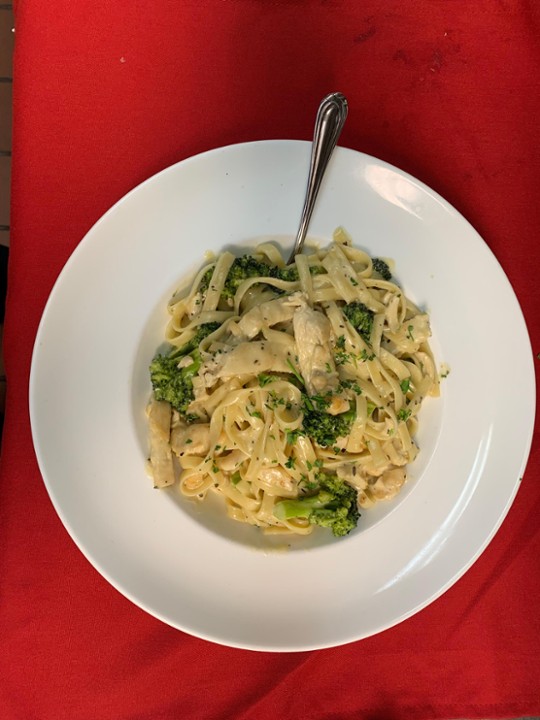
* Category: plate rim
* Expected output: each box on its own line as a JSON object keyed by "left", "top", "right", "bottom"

{"left": 29, "top": 139, "right": 537, "bottom": 651}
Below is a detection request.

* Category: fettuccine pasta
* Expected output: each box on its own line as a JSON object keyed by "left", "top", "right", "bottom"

{"left": 146, "top": 228, "right": 439, "bottom": 537}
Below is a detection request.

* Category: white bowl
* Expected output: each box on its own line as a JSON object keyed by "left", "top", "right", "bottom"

{"left": 30, "top": 141, "right": 536, "bottom": 651}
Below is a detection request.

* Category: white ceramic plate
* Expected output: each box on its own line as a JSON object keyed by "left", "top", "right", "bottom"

{"left": 30, "top": 141, "right": 536, "bottom": 651}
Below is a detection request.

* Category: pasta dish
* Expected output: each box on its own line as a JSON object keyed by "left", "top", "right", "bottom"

{"left": 146, "top": 228, "right": 439, "bottom": 537}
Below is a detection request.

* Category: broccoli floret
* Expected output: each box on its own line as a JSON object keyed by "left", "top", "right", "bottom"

{"left": 199, "top": 256, "right": 326, "bottom": 301}
{"left": 301, "top": 394, "right": 355, "bottom": 447}
{"left": 372, "top": 257, "right": 392, "bottom": 281}
{"left": 198, "top": 267, "right": 214, "bottom": 295}
{"left": 150, "top": 322, "right": 220, "bottom": 414}
{"left": 276, "top": 265, "right": 299, "bottom": 283}
{"left": 276, "top": 264, "right": 326, "bottom": 282}
{"left": 274, "top": 473, "right": 359, "bottom": 537}
{"left": 282, "top": 363, "right": 355, "bottom": 446}
{"left": 222, "top": 256, "right": 305, "bottom": 297}
{"left": 149, "top": 350, "right": 201, "bottom": 418}
{"left": 176, "top": 322, "right": 221, "bottom": 356}
{"left": 221, "top": 256, "right": 275, "bottom": 299}
{"left": 343, "top": 301, "right": 374, "bottom": 341}
{"left": 198, "top": 258, "right": 270, "bottom": 297}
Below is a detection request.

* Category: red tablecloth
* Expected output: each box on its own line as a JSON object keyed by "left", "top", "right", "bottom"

{"left": 2, "top": 2, "right": 539, "bottom": 718}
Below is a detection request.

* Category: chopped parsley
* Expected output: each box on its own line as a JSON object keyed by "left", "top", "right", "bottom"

{"left": 286, "top": 358, "right": 305, "bottom": 387}
{"left": 400, "top": 378, "right": 411, "bottom": 393}
{"left": 258, "top": 373, "right": 276, "bottom": 387}
{"left": 335, "top": 349, "right": 351, "bottom": 366}
{"left": 340, "top": 379, "right": 362, "bottom": 395}
{"left": 286, "top": 429, "right": 301, "bottom": 445}
{"left": 397, "top": 408, "right": 411, "bottom": 422}
{"left": 299, "top": 476, "right": 318, "bottom": 491}
{"left": 334, "top": 336, "right": 374, "bottom": 365}
{"left": 310, "top": 393, "right": 332, "bottom": 411}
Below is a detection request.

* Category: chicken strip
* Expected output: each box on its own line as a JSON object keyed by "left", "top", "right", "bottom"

{"left": 147, "top": 399, "right": 175, "bottom": 488}
{"left": 170, "top": 421, "right": 211, "bottom": 458}
{"left": 233, "top": 292, "right": 305, "bottom": 340}
{"left": 201, "top": 338, "right": 296, "bottom": 384}
{"left": 292, "top": 304, "right": 339, "bottom": 396}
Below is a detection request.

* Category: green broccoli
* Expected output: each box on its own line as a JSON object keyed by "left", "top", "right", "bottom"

{"left": 343, "top": 301, "right": 374, "bottom": 341}
{"left": 223, "top": 257, "right": 327, "bottom": 297}
{"left": 149, "top": 350, "right": 201, "bottom": 419}
{"left": 276, "top": 265, "right": 299, "bottom": 283}
{"left": 198, "top": 267, "right": 214, "bottom": 295}
{"left": 274, "top": 473, "right": 360, "bottom": 537}
{"left": 372, "top": 257, "right": 392, "bottom": 281}
{"left": 221, "top": 256, "right": 276, "bottom": 299}
{"left": 301, "top": 394, "right": 355, "bottom": 447}
{"left": 149, "top": 322, "right": 221, "bottom": 417}
{"left": 176, "top": 322, "right": 221, "bottom": 356}
{"left": 276, "top": 264, "right": 326, "bottom": 282}
{"left": 198, "top": 256, "right": 326, "bottom": 300}
{"left": 281, "top": 361, "right": 355, "bottom": 446}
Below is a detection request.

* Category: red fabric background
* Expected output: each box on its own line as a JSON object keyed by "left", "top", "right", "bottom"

{"left": 2, "top": 1, "right": 540, "bottom": 718}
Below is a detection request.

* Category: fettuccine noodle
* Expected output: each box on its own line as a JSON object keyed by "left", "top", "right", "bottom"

{"left": 146, "top": 228, "right": 439, "bottom": 536}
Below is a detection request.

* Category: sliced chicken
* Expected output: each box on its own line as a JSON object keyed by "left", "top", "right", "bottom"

{"left": 336, "top": 463, "right": 368, "bottom": 491}
{"left": 258, "top": 466, "right": 298, "bottom": 497}
{"left": 202, "top": 339, "right": 296, "bottom": 383}
{"left": 233, "top": 292, "right": 305, "bottom": 340}
{"left": 292, "top": 305, "right": 339, "bottom": 396}
{"left": 147, "top": 399, "right": 175, "bottom": 488}
{"left": 170, "top": 422, "right": 211, "bottom": 457}
{"left": 369, "top": 467, "right": 406, "bottom": 500}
